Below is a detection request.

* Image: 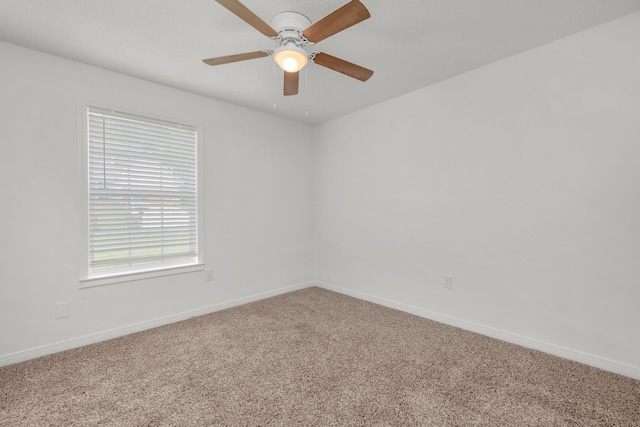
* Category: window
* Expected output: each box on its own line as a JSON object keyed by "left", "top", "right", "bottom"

{"left": 84, "top": 106, "right": 201, "bottom": 282}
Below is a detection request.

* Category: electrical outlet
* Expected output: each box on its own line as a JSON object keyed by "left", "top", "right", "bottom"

{"left": 443, "top": 275, "right": 453, "bottom": 290}
{"left": 55, "top": 302, "right": 69, "bottom": 319}
{"left": 206, "top": 270, "right": 214, "bottom": 281}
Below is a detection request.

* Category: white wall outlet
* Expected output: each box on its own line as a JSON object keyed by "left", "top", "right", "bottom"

{"left": 443, "top": 275, "right": 453, "bottom": 290}
{"left": 55, "top": 301, "right": 69, "bottom": 319}
{"left": 206, "top": 270, "right": 214, "bottom": 281}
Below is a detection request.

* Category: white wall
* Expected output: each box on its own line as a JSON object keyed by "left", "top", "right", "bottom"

{"left": 0, "top": 42, "right": 314, "bottom": 361}
{"left": 313, "top": 12, "right": 640, "bottom": 376}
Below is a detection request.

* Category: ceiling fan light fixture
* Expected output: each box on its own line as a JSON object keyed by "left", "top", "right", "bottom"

{"left": 206, "top": 1, "right": 374, "bottom": 96}
{"left": 274, "top": 46, "right": 308, "bottom": 73}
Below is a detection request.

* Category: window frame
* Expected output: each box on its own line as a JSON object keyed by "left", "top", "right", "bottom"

{"left": 78, "top": 102, "right": 204, "bottom": 288}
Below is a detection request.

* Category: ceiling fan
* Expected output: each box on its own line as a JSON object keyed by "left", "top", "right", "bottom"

{"left": 203, "top": 0, "right": 374, "bottom": 96}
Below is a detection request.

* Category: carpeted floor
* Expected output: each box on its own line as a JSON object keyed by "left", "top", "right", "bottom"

{"left": 1, "top": 287, "right": 639, "bottom": 426}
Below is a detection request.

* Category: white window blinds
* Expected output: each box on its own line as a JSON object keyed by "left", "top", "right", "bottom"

{"left": 87, "top": 107, "right": 198, "bottom": 275}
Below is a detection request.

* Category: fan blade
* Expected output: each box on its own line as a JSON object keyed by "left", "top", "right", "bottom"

{"left": 215, "top": 0, "right": 278, "bottom": 37}
{"left": 312, "top": 52, "right": 373, "bottom": 82}
{"left": 203, "top": 51, "right": 269, "bottom": 66}
{"left": 303, "top": 0, "right": 370, "bottom": 43}
{"left": 284, "top": 71, "right": 299, "bottom": 96}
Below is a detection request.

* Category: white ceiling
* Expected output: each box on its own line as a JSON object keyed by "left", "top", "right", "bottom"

{"left": 2, "top": 0, "right": 640, "bottom": 125}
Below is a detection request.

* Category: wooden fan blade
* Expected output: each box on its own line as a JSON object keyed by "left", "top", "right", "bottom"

{"left": 215, "top": 0, "right": 278, "bottom": 37}
{"left": 312, "top": 52, "right": 373, "bottom": 82}
{"left": 284, "top": 71, "right": 299, "bottom": 96}
{"left": 303, "top": 0, "right": 370, "bottom": 43}
{"left": 203, "top": 51, "right": 269, "bottom": 66}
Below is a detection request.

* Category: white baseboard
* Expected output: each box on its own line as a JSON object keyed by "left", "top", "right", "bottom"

{"left": 0, "top": 281, "right": 314, "bottom": 368}
{"left": 5, "top": 280, "right": 638, "bottom": 381}
{"left": 315, "top": 281, "right": 640, "bottom": 380}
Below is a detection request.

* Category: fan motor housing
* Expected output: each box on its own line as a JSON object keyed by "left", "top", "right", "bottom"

{"left": 271, "top": 12, "right": 312, "bottom": 47}
{"left": 271, "top": 11, "right": 311, "bottom": 32}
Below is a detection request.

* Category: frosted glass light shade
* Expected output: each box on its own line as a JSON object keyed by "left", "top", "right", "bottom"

{"left": 274, "top": 46, "right": 308, "bottom": 73}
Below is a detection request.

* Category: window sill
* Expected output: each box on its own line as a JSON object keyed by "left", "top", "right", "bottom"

{"left": 79, "top": 264, "right": 205, "bottom": 288}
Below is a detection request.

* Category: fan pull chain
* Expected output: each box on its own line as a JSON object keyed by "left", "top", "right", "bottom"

{"left": 305, "top": 66, "right": 310, "bottom": 119}
{"left": 272, "top": 59, "right": 277, "bottom": 109}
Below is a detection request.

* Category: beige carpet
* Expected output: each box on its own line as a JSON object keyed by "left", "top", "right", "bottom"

{"left": 1, "top": 287, "right": 639, "bottom": 426}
